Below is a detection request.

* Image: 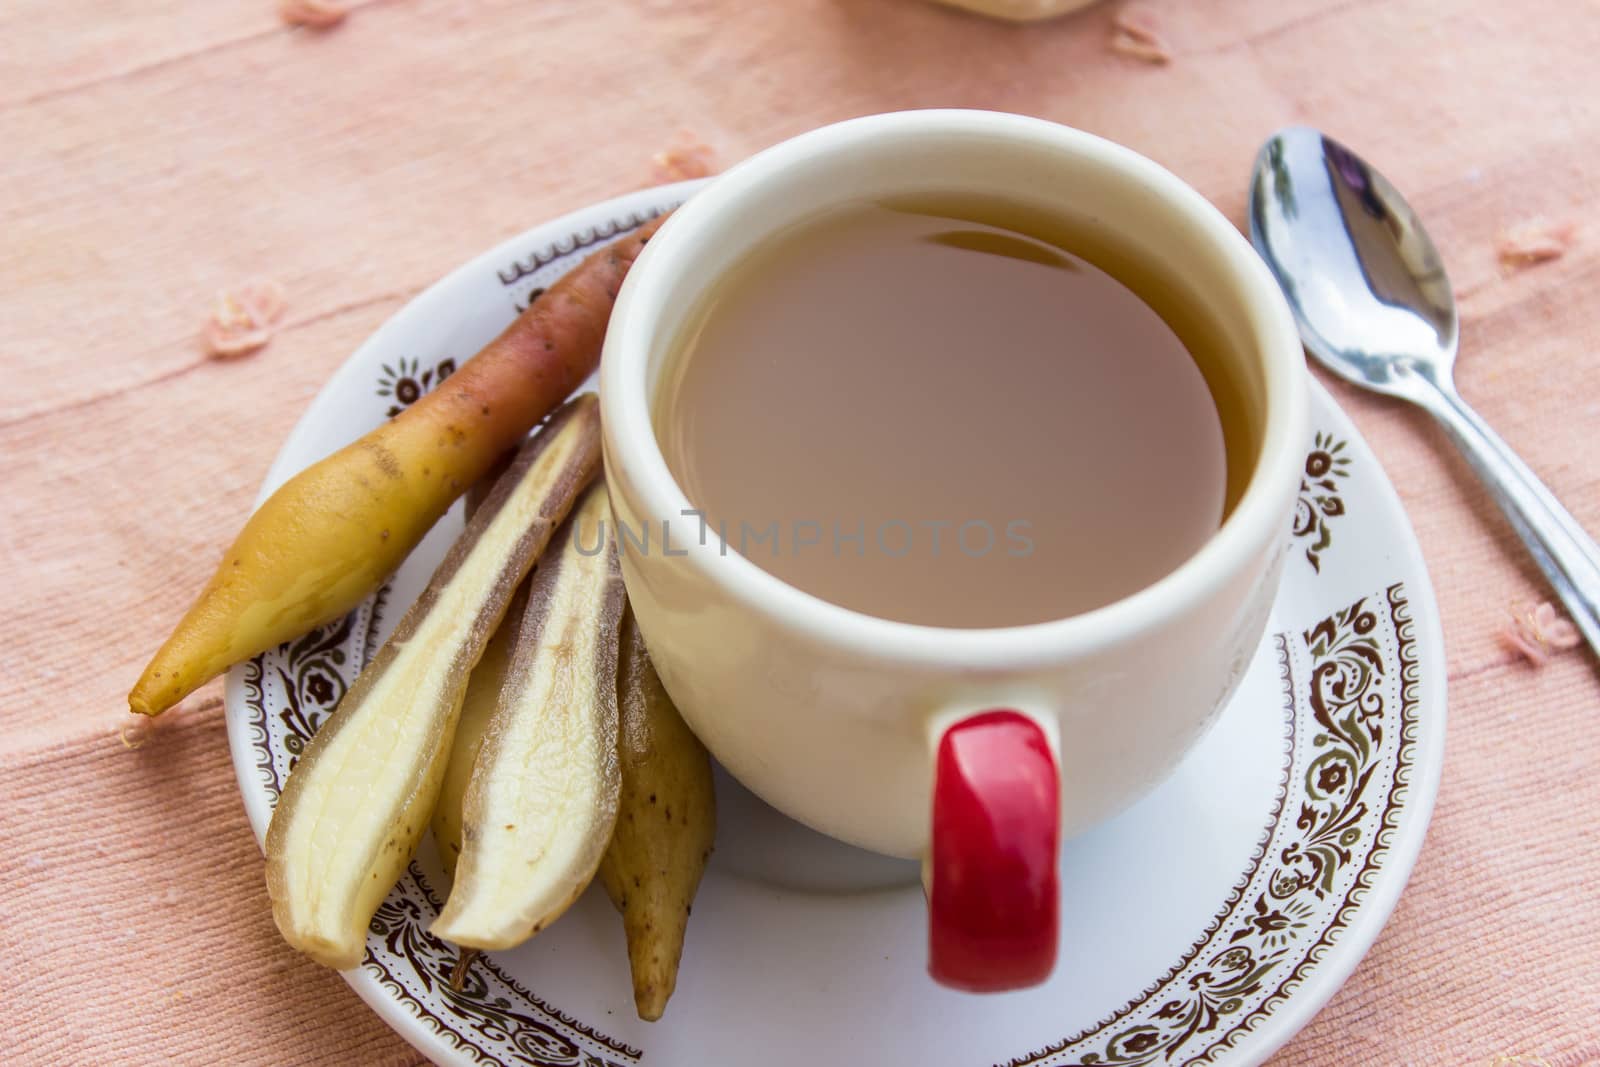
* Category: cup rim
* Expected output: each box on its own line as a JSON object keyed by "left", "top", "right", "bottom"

{"left": 600, "top": 109, "right": 1308, "bottom": 670}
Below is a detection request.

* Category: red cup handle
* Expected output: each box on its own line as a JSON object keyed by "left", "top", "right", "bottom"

{"left": 928, "top": 709, "right": 1060, "bottom": 992}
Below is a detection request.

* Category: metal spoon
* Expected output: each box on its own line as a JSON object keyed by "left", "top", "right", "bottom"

{"left": 1249, "top": 126, "right": 1600, "bottom": 658}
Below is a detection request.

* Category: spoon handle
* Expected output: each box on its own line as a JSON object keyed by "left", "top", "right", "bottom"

{"left": 1417, "top": 382, "right": 1600, "bottom": 658}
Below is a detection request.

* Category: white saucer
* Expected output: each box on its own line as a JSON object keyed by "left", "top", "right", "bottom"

{"left": 225, "top": 183, "right": 1446, "bottom": 1067}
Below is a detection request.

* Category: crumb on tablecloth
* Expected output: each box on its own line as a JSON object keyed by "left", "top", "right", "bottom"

{"left": 650, "top": 133, "right": 719, "bottom": 184}
{"left": 120, "top": 717, "right": 158, "bottom": 750}
{"left": 1499, "top": 601, "right": 1581, "bottom": 667}
{"left": 1496, "top": 219, "right": 1574, "bottom": 270}
{"left": 1111, "top": 3, "right": 1172, "bottom": 64}
{"left": 203, "top": 279, "right": 287, "bottom": 359}
{"left": 279, "top": 0, "right": 348, "bottom": 30}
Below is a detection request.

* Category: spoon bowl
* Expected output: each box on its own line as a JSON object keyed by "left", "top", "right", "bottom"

{"left": 1250, "top": 127, "right": 1458, "bottom": 396}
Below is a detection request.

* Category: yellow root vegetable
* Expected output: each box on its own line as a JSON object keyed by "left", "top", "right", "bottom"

{"left": 431, "top": 483, "right": 625, "bottom": 951}
{"left": 264, "top": 397, "right": 601, "bottom": 969}
{"left": 431, "top": 580, "right": 525, "bottom": 878}
{"left": 598, "top": 606, "right": 716, "bottom": 1020}
{"left": 130, "top": 215, "right": 667, "bottom": 716}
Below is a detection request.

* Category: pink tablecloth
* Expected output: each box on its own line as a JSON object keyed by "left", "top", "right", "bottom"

{"left": 4, "top": 0, "right": 1598, "bottom": 1063}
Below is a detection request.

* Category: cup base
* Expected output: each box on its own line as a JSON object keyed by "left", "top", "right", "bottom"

{"left": 708, "top": 765, "right": 921, "bottom": 892}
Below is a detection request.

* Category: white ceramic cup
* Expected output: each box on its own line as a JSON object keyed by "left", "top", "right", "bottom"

{"left": 600, "top": 110, "right": 1308, "bottom": 991}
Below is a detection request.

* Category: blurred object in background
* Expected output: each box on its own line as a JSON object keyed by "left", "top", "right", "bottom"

{"left": 930, "top": 0, "right": 1102, "bottom": 21}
